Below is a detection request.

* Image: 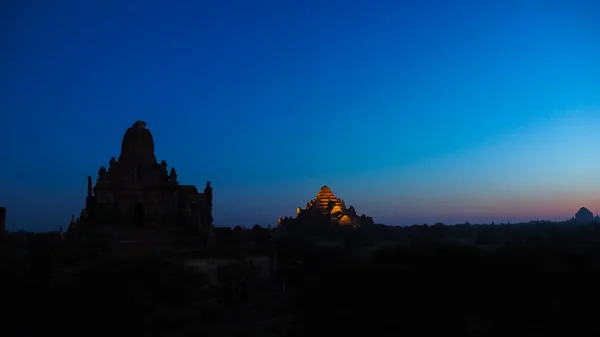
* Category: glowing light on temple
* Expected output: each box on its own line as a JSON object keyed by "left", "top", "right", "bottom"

{"left": 277, "top": 186, "right": 374, "bottom": 228}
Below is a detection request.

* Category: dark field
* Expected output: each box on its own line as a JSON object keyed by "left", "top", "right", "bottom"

{"left": 2, "top": 222, "right": 600, "bottom": 337}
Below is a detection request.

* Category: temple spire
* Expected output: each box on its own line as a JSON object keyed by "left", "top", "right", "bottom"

{"left": 169, "top": 168, "right": 178, "bottom": 184}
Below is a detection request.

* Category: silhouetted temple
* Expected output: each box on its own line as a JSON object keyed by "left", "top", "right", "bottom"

{"left": 0, "top": 206, "right": 5, "bottom": 232}
{"left": 574, "top": 207, "right": 595, "bottom": 223}
{"left": 69, "top": 121, "right": 213, "bottom": 236}
{"left": 277, "top": 186, "right": 374, "bottom": 228}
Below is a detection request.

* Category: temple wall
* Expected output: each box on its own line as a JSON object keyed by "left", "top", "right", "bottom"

{"left": 94, "top": 202, "right": 118, "bottom": 226}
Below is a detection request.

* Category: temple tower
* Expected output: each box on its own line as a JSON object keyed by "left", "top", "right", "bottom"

{"left": 71, "top": 120, "right": 213, "bottom": 237}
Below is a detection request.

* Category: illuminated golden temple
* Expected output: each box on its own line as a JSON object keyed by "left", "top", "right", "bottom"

{"left": 278, "top": 186, "right": 374, "bottom": 228}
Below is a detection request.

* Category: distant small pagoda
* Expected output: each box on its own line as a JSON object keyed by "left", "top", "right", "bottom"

{"left": 277, "top": 186, "right": 374, "bottom": 228}
{"left": 574, "top": 207, "right": 595, "bottom": 223}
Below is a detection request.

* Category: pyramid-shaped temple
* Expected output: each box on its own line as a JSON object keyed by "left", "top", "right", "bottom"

{"left": 278, "top": 186, "right": 374, "bottom": 228}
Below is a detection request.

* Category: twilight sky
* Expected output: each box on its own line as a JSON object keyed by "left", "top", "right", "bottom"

{"left": 1, "top": 0, "right": 600, "bottom": 231}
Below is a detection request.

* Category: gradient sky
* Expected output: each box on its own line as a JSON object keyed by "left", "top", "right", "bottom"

{"left": 1, "top": 0, "right": 600, "bottom": 231}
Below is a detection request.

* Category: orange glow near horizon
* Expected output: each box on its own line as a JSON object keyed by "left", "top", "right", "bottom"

{"left": 373, "top": 194, "right": 600, "bottom": 224}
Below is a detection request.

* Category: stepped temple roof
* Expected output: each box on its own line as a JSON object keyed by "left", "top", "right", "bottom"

{"left": 277, "top": 186, "right": 374, "bottom": 228}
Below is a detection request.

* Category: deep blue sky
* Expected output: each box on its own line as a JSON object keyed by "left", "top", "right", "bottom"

{"left": 1, "top": 0, "right": 600, "bottom": 231}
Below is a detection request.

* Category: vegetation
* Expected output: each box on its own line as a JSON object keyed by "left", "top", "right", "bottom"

{"left": 2, "top": 220, "right": 600, "bottom": 336}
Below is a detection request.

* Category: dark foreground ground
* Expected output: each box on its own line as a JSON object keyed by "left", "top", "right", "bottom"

{"left": 297, "top": 242, "right": 600, "bottom": 337}
{"left": 2, "top": 226, "right": 600, "bottom": 337}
